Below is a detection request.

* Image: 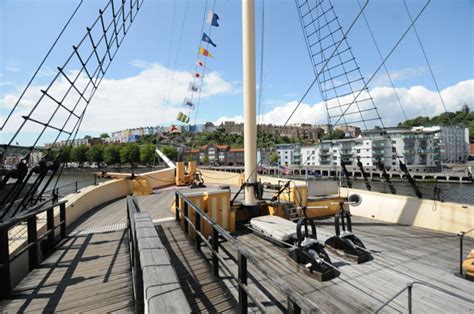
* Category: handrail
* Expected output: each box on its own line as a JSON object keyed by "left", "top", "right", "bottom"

{"left": 0, "top": 199, "right": 68, "bottom": 299}
{"left": 375, "top": 281, "right": 474, "bottom": 313}
{"left": 176, "top": 190, "right": 320, "bottom": 313}
{"left": 126, "top": 195, "right": 143, "bottom": 313}
{"left": 458, "top": 228, "right": 474, "bottom": 276}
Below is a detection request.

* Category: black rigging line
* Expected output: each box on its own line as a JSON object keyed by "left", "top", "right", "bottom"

{"left": 1, "top": 0, "right": 84, "bottom": 131}
{"left": 357, "top": 0, "right": 408, "bottom": 122}
{"left": 240, "top": 0, "right": 370, "bottom": 185}
{"left": 280, "top": 0, "right": 370, "bottom": 135}
{"left": 332, "top": 0, "right": 431, "bottom": 127}
{"left": 401, "top": 0, "right": 451, "bottom": 122}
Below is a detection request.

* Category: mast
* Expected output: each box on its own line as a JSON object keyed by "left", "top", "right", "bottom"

{"left": 242, "top": 0, "right": 258, "bottom": 206}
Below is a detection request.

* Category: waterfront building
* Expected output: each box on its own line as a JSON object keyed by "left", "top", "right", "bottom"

{"left": 276, "top": 144, "right": 301, "bottom": 166}
{"left": 298, "top": 126, "right": 470, "bottom": 170}
{"left": 110, "top": 126, "right": 159, "bottom": 143}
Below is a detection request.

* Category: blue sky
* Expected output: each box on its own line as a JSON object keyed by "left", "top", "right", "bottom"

{"left": 1, "top": 0, "right": 473, "bottom": 145}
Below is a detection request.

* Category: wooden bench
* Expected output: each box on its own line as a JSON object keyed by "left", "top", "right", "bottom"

{"left": 134, "top": 212, "right": 191, "bottom": 313}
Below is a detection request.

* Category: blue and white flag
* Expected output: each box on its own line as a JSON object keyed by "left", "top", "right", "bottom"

{"left": 188, "top": 82, "right": 200, "bottom": 93}
{"left": 206, "top": 10, "right": 219, "bottom": 27}
{"left": 183, "top": 97, "right": 195, "bottom": 110}
{"left": 201, "top": 32, "right": 216, "bottom": 47}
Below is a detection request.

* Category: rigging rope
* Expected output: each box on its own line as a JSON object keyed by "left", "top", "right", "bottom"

{"left": 401, "top": 0, "right": 451, "bottom": 124}
{"left": 357, "top": 0, "right": 408, "bottom": 122}
{"left": 332, "top": 0, "right": 431, "bottom": 127}
{"left": 1, "top": 0, "right": 84, "bottom": 131}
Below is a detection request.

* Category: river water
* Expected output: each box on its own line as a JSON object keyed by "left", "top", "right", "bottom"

{"left": 39, "top": 170, "right": 474, "bottom": 205}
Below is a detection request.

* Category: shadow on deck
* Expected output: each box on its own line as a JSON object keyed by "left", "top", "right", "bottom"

{"left": 0, "top": 229, "right": 133, "bottom": 312}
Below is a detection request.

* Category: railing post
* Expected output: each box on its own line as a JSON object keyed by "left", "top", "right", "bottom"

{"left": 46, "top": 207, "right": 55, "bottom": 254}
{"left": 27, "top": 215, "right": 39, "bottom": 271}
{"left": 238, "top": 252, "right": 248, "bottom": 314}
{"left": 94, "top": 174, "right": 97, "bottom": 186}
{"left": 212, "top": 228, "right": 219, "bottom": 277}
{"left": 183, "top": 202, "right": 189, "bottom": 236}
{"left": 459, "top": 232, "right": 464, "bottom": 277}
{"left": 75, "top": 181, "right": 78, "bottom": 192}
{"left": 175, "top": 193, "right": 180, "bottom": 221}
{"left": 0, "top": 227, "right": 11, "bottom": 299}
{"left": 287, "top": 297, "right": 301, "bottom": 314}
{"left": 195, "top": 211, "right": 201, "bottom": 252}
{"left": 407, "top": 283, "right": 413, "bottom": 314}
{"left": 60, "top": 202, "right": 66, "bottom": 239}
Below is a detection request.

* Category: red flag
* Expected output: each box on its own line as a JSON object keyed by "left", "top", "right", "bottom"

{"left": 196, "top": 60, "right": 204, "bottom": 67}
{"left": 194, "top": 72, "right": 202, "bottom": 78}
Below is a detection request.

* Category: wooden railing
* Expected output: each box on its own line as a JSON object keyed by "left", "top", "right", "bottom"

{"left": 0, "top": 199, "right": 68, "bottom": 299}
{"left": 175, "top": 191, "right": 320, "bottom": 313}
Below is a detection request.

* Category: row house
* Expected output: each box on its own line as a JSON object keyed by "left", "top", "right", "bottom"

{"left": 190, "top": 144, "right": 245, "bottom": 166}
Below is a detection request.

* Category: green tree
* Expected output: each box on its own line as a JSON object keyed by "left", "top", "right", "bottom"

{"left": 140, "top": 144, "right": 156, "bottom": 166}
{"left": 86, "top": 144, "right": 104, "bottom": 167}
{"left": 269, "top": 152, "right": 279, "bottom": 165}
{"left": 60, "top": 146, "right": 71, "bottom": 164}
{"left": 120, "top": 143, "right": 141, "bottom": 168}
{"left": 71, "top": 145, "right": 89, "bottom": 167}
{"left": 201, "top": 155, "right": 209, "bottom": 165}
{"left": 160, "top": 145, "right": 178, "bottom": 161}
{"left": 104, "top": 145, "right": 121, "bottom": 167}
{"left": 100, "top": 133, "right": 109, "bottom": 138}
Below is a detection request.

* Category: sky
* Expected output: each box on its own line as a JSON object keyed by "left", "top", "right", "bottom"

{"left": 0, "top": 0, "right": 473, "bottom": 146}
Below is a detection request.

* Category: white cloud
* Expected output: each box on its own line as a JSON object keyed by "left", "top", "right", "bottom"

{"left": 372, "top": 67, "right": 426, "bottom": 86}
{"left": 6, "top": 66, "right": 20, "bottom": 72}
{"left": 0, "top": 63, "right": 236, "bottom": 137}
{"left": 215, "top": 79, "right": 474, "bottom": 128}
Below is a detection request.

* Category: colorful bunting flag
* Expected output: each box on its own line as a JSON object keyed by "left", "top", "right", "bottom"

{"left": 196, "top": 60, "right": 204, "bottom": 67}
{"left": 183, "top": 98, "right": 195, "bottom": 110}
{"left": 199, "top": 46, "right": 214, "bottom": 58}
{"left": 207, "top": 10, "right": 219, "bottom": 27}
{"left": 176, "top": 111, "right": 190, "bottom": 124}
{"left": 188, "top": 82, "right": 200, "bottom": 92}
{"left": 201, "top": 32, "right": 216, "bottom": 47}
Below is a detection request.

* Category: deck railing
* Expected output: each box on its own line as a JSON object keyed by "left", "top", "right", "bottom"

{"left": 175, "top": 191, "right": 320, "bottom": 314}
{"left": 126, "top": 195, "right": 144, "bottom": 313}
{"left": 375, "top": 281, "right": 474, "bottom": 313}
{"left": 0, "top": 198, "right": 67, "bottom": 299}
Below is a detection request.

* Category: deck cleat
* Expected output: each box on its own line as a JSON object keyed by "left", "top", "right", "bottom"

{"left": 288, "top": 216, "right": 338, "bottom": 281}
{"left": 324, "top": 203, "right": 372, "bottom": 264}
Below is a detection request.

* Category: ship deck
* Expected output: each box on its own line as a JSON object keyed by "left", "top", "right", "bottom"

{"left": 0, "top": 187, "right": 473, "bottom": 312}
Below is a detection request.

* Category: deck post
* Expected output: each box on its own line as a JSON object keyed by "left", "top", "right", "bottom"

{"left": 60, "top": 202, "right": 66, "bottom": 239}
{"left": 212, "top": 228, "right": 219, "bottom": 277}
{"left": 175, "top": 193, "right": 180, "bottom": 221}
{"left": 238, "top": 252, "right": 248, "bottom": 314}
{"left": 47, "top": 207, "right": 55, "bottom": 254}
{"left": 0, "top": 227, "right": 11, "bottom": 298}
{"left": 195, "top": 211, "right": 201, "bottom": 252}
{"left": 183, "top": 202, "right": 189, "bottom": 235}
{"left": 459, "top": 232, "right": 464, "bottom": 276}
{"left": 407, "top": 284, "right": 413, "bottom": 314}
{"left": 287, "top": 298, "right": 301, "bottom": 314}
{"left": 27, "top": 215, "right": 39, "bottom": 270}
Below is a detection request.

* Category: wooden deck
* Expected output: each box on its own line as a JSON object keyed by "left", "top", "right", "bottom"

{"left": 156, "top": 220, "right": 239, "bottom": 312}
{"left": 0, "top": 229, "right": 133, "bottom": 312}
{"left": 1, "top": 187, "right": 472, "bottom": 313}
{"left": 222, "top": 216, "right": 474, "bottom": 313}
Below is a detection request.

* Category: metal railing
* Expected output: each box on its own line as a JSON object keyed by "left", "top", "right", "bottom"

{"left": 175, "top": 191, "right": 319, "bottom": 314}
{"left": 43, "top": 175, "right": 100, "bottom": 200}
{"left": 126, "top": 195, "right": 143, "bottom": 313}
{"left": 375, "top": 281, "right": 474, "bottom": 313}
{"left": 0, "top": 199, "right": 68, "bottom": 299}
{"left": 458, "top": 228, "right": 474, "bottom": 277}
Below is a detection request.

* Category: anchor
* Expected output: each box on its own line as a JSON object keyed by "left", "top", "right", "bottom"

{"left": 324, "top": 196, "right": 372, "bottom": 263}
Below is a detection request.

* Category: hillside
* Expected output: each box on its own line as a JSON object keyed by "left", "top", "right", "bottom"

{"left": 398, "top": 105, "right": 473, "bottom": 143}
